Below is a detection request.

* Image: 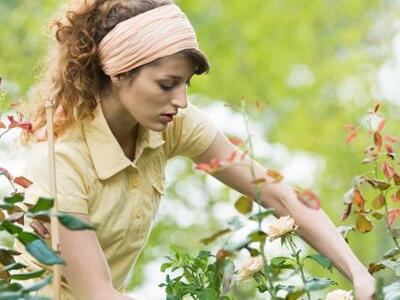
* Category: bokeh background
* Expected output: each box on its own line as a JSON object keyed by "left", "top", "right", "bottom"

{"left": 1, "top": 0, "right": 400, "bottom": 299}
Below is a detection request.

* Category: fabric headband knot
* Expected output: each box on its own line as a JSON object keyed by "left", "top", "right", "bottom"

{"left": 98, "top": 4, "right": 200, "bottom": 76}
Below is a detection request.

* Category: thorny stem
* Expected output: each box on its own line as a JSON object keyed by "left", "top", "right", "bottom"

{"left": 240, "top": 100, "right": 276, "bottom": 298}
{"left": 374, "top": 158, "right": 400, "bottom": 251}
{"left": 287, "top": 236, "right": 311, "bottom": 300}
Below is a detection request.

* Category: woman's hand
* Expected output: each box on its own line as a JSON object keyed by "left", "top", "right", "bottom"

{"left": 353, "top": 271, "right": 376, "bottom": 300}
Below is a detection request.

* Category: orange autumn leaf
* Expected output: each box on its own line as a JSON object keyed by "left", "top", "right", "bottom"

{"left": 0, "top": 121, "right": 6, "bottom": 129}
{"left": 266, "top": 170, "right": 283, "bottom": 182}
{"left": 228, "top": 136, "right": 245, "bottom": 146}
{"left": 368, "top": 262, "right": 385, "bottom": 275}
{"left": 295, "top": 189, "right": 321, "bottom": 210}
{"left": 14, "top": 176, "right": 33, "bottom": 188}
{"left": 381, "top": 161, "right": 395, "bottom": 179}
{"left": 355, "top": 215, "right": 373, "bottom": 233}
{"left": 352, "top": 189, "right": 365, "bottom": 208}
{"left": 251, "top": 177, "right": 266, "bottom": 186}
{"left": 388, "top": 208, "right": 400, "bottom": 225}
{"left": 344, "top": 124, "right": 358, "bottom": 143}
{"left": 374, "top": 131, "right": 383, "bottom": 150}
{"left": 372, "top": 195, "right": 385, "bottom": 210}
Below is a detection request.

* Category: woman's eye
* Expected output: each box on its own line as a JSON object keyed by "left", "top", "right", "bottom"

{"left": 159, "top": 82, "right": 174, "bottom": 91}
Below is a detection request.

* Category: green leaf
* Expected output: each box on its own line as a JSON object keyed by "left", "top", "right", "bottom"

{"left": 4, "top": 193, "right": 24, "bottom": 204}
{"left": 1, "top": 220, "right": 23, "bottom": 234}
{"left": 234, "top": 196, "right": 253, "bottom": 214}
{"left": 200, "top": 228, "right": 231, "bottom": 245}
{"left": 0, "top": 202, "right": 14, "bottom": 209}
{"left": 24, "top": 239, "right": 64, "bottom": 265}
{"left": 198, "top": 288, "right": 218, "bottom": 300}
{"left": 304, "top": 277, "right": 336, "bottom": 291}
{"left": 21, "top": 275, "right": 52, "bottom": 293}
{"left": 17, "top": 232, "right": 39, "bottom": 245}
{"left": 28, "top": 198, "right": 54, "bottom": 214}
{"left": 3, "top": 262, "right": 26, "bottom": 272}
{"left": 249, "top": 208, "right": 275, "bottom": 221}
{"left": 10, "top": 269, "right": 45, "bottom": 280}
{"left": 57, "top": 212, "right": 95, "bottom": 230}
{"left": 248, "top": 230, "right": 267, "bottom": 243}
{"left": 306, "top": 254, "right": 333, "bottom": 271}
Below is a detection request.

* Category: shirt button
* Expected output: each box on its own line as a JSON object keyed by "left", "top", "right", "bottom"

{"left": 128, "top": 176, "right": 140, "bottom": 189}
{"left": 134, "top": 208, "right": 143, "bottom": 219}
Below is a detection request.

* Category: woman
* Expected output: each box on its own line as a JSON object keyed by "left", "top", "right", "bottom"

{"left": 16, "top": 0, "right": 375, "bottom": 299}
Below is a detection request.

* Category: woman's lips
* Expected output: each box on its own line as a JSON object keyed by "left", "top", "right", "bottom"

{"left": 160, "top": 114, "right": 174, "bottom": 123}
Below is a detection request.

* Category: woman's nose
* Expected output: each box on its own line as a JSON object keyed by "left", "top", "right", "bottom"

{"left": 170, "top": 85, "right": 188, "bottom": 109}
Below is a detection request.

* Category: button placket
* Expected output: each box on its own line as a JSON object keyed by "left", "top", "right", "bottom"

{"left": 127, "top": 167, "right": 140, "bottom": 190}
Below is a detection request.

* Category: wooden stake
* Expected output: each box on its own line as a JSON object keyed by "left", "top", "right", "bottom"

{"left": 45, "top": 99, "right": 62, "bottom": 300}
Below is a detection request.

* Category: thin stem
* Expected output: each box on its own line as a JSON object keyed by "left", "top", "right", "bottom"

{"left": 287, "top": 236, "right": 310, "bottom": 300}
{"left": 240, "top": 100, "right": 276, "bottom": 297}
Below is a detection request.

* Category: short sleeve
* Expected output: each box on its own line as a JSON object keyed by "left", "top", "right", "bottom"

{"left": 164, "top": 103, "right": 219, "bottom": 159}
{"left": 22, "top": 142, "right": 89, "bottom": 214}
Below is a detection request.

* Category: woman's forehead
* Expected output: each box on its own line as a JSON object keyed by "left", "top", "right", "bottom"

{"left": 145, "top": 54, "right": 196, "bottom": 76}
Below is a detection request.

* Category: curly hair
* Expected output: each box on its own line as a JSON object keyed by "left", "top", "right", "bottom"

{"left": 23, "top": 0, "right": 209, "bottom": 142}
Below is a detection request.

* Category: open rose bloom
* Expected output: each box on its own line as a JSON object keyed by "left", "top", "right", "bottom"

{"left": 237, "top": 255, "right": 264, "bottom": 282}
{"left": 265, "top": 215, "right": 299, "bottom": 241}
{"left": 325, "top": 289, "right": 353, "bottom": 300}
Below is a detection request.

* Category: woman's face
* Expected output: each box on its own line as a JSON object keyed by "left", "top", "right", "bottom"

{"left": 112, "top": 54, "right": 196, "bottom": 132}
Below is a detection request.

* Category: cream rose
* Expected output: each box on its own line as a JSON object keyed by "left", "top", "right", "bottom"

{"left": 325, "top": 289, "right": 353, "bottom": 300}
{"left": 237, "top": 255, "right": 264, "bottom": 282}
{"left": 265, "top": 215, "right": 299, "bottom": 241}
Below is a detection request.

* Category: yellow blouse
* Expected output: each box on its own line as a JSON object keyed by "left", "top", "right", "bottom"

{"left": 14, "top": 101, "right": 219, "bottom": 299}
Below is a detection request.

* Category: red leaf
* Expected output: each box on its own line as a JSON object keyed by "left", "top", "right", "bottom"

{"left": 7, "top": 115, "right": 32, "bottom": 132}
{"left": 295, "top": 189, "right": 321, "bottom": 210}
{"left": 225, "top": 151, "right": 237, "bottom": 163}
{"left": 381, "top": 161, "right": 395, "bottom": 179}
{"left": 391, "top": 190, "right": 400, "bottom": 203}
{"left": 388, "top": 208, "right": 400, "bottom": 225}
{"left": 378, "top": 119, "right": 386, "bottom": 132}
{"left": 194, "top": 159, "right": 221, "bottom": 173}
{"left": 344, "top": 124, "right": 358, "bottom": 143}
{"left": 385, "top": 144, "right": 395, "bottom": 160}
{"left": 384, "top": 135, "right": 399, "bottom": 144}
{"left": 14, "top": 176, "right": 33, "bottom": 188}
{"left": 374, "top": 132, "right": 383, "bottom": 150}
{"left": 342, "top": 203, "right": 353, "bottom": 220}
{"left": 0, "top": 167, "right": 13, "bottom": 181}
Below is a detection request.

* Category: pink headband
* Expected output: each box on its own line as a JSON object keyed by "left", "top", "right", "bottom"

{"left": 98, "top": 4, "right": 199, "bottom": 76}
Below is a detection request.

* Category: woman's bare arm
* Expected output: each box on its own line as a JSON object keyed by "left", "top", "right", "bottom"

{"left": 57, "top": 213, "right": 133, "bottom": 300}
{"left": 193, "top": 131, "right": 375, "bottom": 299}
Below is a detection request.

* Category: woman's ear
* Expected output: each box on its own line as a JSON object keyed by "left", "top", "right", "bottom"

{"left": 110, "top": 75, "right": 124, "bottom": 87}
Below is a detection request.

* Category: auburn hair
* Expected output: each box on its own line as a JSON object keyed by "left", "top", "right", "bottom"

{"left": 23, "top": 0, "right": 209, "bottom": 142}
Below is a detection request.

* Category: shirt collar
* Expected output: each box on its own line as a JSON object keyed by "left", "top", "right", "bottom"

{"left": 83, "top": 102, "right": 165, "bottom": 180}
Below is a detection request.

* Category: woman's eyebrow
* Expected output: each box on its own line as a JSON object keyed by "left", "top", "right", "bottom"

{"left": 163, "top": 74, "right": 193, "bottom": 81}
